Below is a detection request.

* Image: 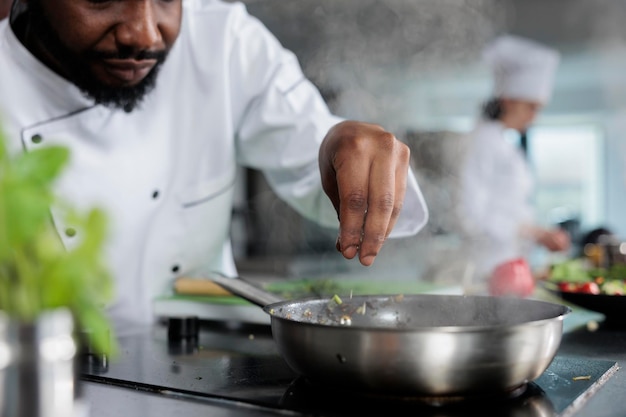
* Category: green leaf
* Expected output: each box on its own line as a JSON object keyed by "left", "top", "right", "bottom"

{"left": 0, "top": 123, "right": 117, "bottom": 357}
{"left": 11, "top": 146, "right": 69, "bottom": 188}
{"left": 548, "top": 259, "right": 591, "bottom": 283}
{"left": 75, "top": 305, "right": 118, "bottom": 357}
{"left": 2, "top": 183, "right": 53, "bottom": 248}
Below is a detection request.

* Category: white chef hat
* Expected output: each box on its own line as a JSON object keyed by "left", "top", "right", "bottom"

{"left": 483, "top": 35, "right": 560, "bottom": 104}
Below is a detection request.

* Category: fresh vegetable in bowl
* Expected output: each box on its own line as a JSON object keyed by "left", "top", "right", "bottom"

{"left": 547, "top": 259, "right": 626, "bottom": 295}
{"left": 544, "top": 259, "right": 626, "bottom": 326}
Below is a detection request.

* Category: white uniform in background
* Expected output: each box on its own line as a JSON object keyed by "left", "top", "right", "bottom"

{"left": 459, "top": 119, "right": 534, "bottom": 278}
{"left": 458, "top": 35, "right": 560, "bottom": 279}
{"left": 0, "top": 0, "right": 428, "bottom": 325}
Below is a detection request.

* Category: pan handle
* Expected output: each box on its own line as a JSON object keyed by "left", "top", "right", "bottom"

{"left": 202, "top": 272, "right": 285, "bottom": 308}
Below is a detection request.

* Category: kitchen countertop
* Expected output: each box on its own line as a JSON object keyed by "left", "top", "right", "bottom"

{"left": 554, "top": 321, "right": 626, "bottom": 417}
{"left": 81, "top": 382, "right": 299, "bottom": 417}
{"left": 80, "top": 309, "right": 624, "bottom": 417}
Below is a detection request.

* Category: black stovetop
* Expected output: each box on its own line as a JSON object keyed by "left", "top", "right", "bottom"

{"left": 80, "top": 320, "right": 618, "bottom": 417}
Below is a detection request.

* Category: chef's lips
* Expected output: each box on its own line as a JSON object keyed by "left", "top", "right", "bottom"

{"left": 88, "top": 49, "right": 167, "bottom": 87}
{"left": 79, "top": 48, "right": 168, "bottom": 112}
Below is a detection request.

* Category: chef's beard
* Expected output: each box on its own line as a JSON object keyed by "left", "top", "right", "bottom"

{"left": 27, "top": 1, "right": 167, "bottom": 113}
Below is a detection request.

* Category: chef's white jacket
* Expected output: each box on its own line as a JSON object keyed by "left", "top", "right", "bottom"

{"left": 0, "top": 0, "right": 428, "bottom": 325}
{"left": 457, "top": 119, "right": 534, "bottom": 279}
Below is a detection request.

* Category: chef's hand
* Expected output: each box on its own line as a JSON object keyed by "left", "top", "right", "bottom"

{"left": 318, "top": 120, "right": 411, "bottom": 266}
{"left": 534, "top": 227, "right": 571, "bottom": 252}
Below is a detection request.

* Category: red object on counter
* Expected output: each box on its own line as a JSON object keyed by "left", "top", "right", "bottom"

{"left": 557, "top": 281, "right": 601, "bottom": 295}
{"left": 489, "top": 258, "right": 535, "bottom": 297}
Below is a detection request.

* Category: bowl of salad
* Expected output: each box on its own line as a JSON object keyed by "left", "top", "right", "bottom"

{"left": 544, "top": 259, "right": 626, "bottom": 326}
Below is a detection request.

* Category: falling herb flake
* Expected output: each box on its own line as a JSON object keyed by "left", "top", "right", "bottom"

{"left": 356, "top": 302, "right": 367, "bottom": 315}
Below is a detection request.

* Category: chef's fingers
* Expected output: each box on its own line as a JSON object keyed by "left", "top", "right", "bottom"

{"left": 334, "top": 152, "right": 370, "bottom": 262}
{"left": 319, "top": 120, "right": 409, "bottom": 264}
{"left": 548, "top": 229, "right": 571, "bottom": 252}
{"left": 358, "top": 169, "right": 393, "bottom": 266}
{"left": 537, "top": 228, "right": 571, "bottom": 252}
{"left": 358, "top": 143, "right": 409, "bottom": 265}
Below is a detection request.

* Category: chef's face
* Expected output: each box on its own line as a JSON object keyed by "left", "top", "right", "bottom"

{"left": 500, "top": 99, "right": 543, "bottom": 132}
{"left": 25, "top": 0, "right": 182, "bottom": 112}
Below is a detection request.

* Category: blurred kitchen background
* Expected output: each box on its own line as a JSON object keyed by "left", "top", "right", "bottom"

{"left": 226, "top": 0, "right": 626, "bottom": 284}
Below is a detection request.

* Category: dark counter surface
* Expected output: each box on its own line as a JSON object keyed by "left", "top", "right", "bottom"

{"left": 554, "top": 321, "right": 626, "bottom": 417}
{"left": 81, "top": 310, "right": 623, "bottom": 417}
{"left": 81, "top": 382, "right": 301, "bottom": 417}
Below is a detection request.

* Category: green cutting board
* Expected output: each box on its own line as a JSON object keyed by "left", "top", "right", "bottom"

{"left": 160, "top": 278, "right": 442, "bottom": 306}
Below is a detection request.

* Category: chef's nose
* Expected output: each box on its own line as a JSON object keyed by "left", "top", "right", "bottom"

{"left": 115, "top": 1, "right": 163, "bottom": 52}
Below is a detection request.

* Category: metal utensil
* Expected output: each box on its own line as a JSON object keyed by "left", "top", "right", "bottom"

{"left": 208, "top": 273, "right": 571, "bottom": 397}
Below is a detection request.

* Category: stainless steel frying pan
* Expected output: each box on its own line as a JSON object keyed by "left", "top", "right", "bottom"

{"left": 208, "top": 274, "right": 571, "bottom": 397}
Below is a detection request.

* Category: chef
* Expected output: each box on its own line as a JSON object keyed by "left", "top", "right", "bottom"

{"left": 0, "top": 0, "right": 428, "bottom": 326}
{"left": 457, "top": 34, "right": 570, "bottom": 283}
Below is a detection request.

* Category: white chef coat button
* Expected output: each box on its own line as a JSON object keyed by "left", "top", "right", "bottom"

{"left": 152, "top": 190, "right": 159, "bottom": 199}
{"left": 31, "top": 134, "right": 43, "bottom": 144}
{"left": 171, "top": 265, "right": 180, "bottom": 273}
{"left": 65, "top": 228, "right": 77, "bottom": 237}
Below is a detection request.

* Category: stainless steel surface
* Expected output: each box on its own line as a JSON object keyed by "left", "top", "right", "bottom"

{"left": 2, "top": 308, "right": 78, "bottom": 417}
{"left": 270, "top": 294, "right": 569, "bottom": 396}
{"left": 208, "top": 275, "right": 571, "bottom": 396}
{"left": 80, "top": 315, "right": 620, "bottom": 417}
{"left": 208, "top": 273, "right": 284, "bottom": 306}
{"left": 82, "top": 382, "right": 299, "bottom": 417}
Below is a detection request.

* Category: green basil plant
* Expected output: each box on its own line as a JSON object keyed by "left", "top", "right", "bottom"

{"left": 0, "top": 123, "right": 117, "bottom": 356}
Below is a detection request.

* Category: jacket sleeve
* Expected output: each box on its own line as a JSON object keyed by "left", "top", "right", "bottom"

{"left": 227, "top": 4, "right": 427, "bottom": 237}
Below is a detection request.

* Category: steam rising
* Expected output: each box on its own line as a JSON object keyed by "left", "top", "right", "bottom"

{"left": 247, "top": 0, "right": 510, "bottom": 129}
{"left": 230, "top": 0, "right": 626, "bottom": 285}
